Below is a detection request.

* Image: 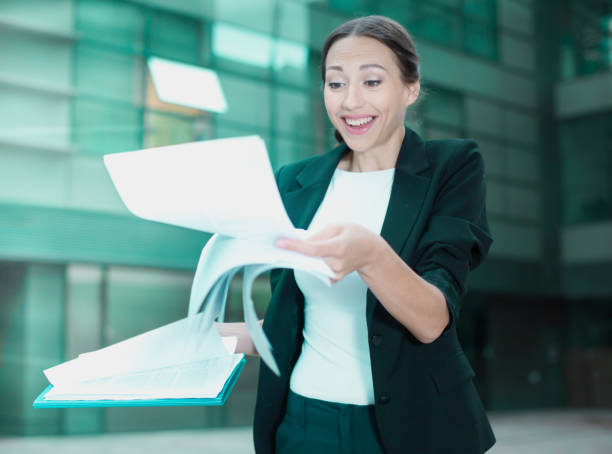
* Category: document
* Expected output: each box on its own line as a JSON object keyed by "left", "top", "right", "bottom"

{"left": 35, "top": 135, "right": 333, "bottom": 407}
{"left": 40, "top": 312, "right": 242, "bottom": 402}
{"left": 103, "top": 135, "right": 334, "bottom": 376}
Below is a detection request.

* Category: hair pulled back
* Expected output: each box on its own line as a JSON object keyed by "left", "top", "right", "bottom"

{"left": 320, "top": 15, "right": 421, "bottom": 143}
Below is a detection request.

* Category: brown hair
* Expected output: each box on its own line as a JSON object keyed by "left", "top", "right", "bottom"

{"left": 320, "top": 15, "right": 421, "bottom": 143}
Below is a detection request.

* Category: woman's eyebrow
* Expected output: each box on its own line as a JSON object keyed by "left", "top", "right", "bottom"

{"left": 326, "top": 64, "right": 387, "bottom": 72}
{"left": 360, "top": 63, "right": 387, "bottom": 71}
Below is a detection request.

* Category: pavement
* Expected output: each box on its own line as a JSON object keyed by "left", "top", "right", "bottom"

{"left": 1, "top": 409, "right": 611, "bottom": 453}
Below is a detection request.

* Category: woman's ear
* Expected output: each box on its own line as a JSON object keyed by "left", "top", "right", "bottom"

{"left": 404, "top": 81, "right": 420, "bottom": 108}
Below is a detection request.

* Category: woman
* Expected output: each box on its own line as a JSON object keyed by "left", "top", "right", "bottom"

{"left": 219, "top": 15, "right": 496, "bottom": 454}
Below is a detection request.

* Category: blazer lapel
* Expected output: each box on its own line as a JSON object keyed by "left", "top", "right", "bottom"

{"left": 282, "top": 142, "right": 348, "bottom": 229}
{"left": 366, "top": 127, "right": 432, "bottom": 321}
{"left": 379, "top": 127, "right": 431, "bottom": 254}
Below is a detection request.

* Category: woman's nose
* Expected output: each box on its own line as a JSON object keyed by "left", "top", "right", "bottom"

{"left": 341, "top": 84, "right": 364, "bottom": 110}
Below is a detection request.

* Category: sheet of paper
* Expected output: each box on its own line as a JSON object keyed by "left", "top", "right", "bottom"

{"left": 243, "top": 263, "right": 281, "bottom": 376}
{"left": 44, "top": 311, "right": 228, "bottom": 386}
{"left": 188, "top": 234, "right": 334, "bottom": 317}
{"left": 103, "top": 135, "right": 296, "bottom": 241}
{"left": 222, "top": 336, "right": 237, "bottom": 354}
{"left": 186, "top": 234, "right": 334, "bottom": 375}
{"left": 44, "top": 354, "right": 243, "bottom": 401}
{"left": 98, "top": 135, "right": 336, "bottom": 383}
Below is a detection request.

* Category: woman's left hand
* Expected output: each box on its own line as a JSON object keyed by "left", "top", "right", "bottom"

{"left": 275, "top": 223, "right": 382, "bottom": 283}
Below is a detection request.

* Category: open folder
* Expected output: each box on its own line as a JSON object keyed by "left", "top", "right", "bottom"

{"left": 34, "top": 135, "right": 334, "bottom": 408}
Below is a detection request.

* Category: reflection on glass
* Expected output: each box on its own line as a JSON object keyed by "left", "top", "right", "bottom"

{"left": 147, "top": 57, "right": 227, "bottom": 113}
{"left": 212, "top": 22, "right": 307, "bottom": 72}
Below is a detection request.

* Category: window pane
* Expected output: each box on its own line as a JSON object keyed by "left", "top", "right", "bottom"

{"left": 149, "top": 11, "right": 200, "bottom": 64}
{"left": 273, "top": 137, "right": 316, "bottom": 170}
{"left": 76, "top": 0, "right": 144, "bottom": 52}
{"left": 464, "top": 0, "right": 496, "bottom": 23}
{"left": 275, "top": 86, "right": 318, "bottom": 141}
{"left": 144, "top": 111, "right": 197, "bottom": 147}
{"left": 75, "top": 45, "right": 142, "bottom": 103}
{"left": 213, "top": 0, "right": 275, "bottom": 35}
{"left": 409, "top": 4, "right": 463, "bottom": 50}
{"left": 465, "top": 20, "right": 497, "bottom": 59}
{"left": 217, "top": 73, "right": 270, "bottom": 129}
{"left": 73, "top": 98, "right": 142, "bottom": 154}
{"left": 561, "top": 113, "right": 612, "bottom": 223}
{"left": 420, "top": 87, "right": 464, "bottom": 129}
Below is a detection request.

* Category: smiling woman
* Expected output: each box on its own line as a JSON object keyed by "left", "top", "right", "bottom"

{"left": 217, "top": 14, "right": 496, "bottom": 454}
{"left": 321, "top": 17, "right": 421, "bottom": 159}
{"left": 323, "top": 34, "right": 419, "bottom": 171}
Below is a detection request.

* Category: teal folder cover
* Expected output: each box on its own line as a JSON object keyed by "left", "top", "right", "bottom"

{"left": 33, "top": 357, "right": 246, "bottom": 409}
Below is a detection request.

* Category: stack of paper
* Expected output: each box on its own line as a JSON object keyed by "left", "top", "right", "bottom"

{"left": 35, "top": 311, "right": 244, "bottom": 406}
{"left": 35, "top": 135, "right": 333, "bottom": 408}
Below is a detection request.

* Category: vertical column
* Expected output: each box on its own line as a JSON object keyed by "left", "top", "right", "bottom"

{"left": 0, "top": 261, "right": 27, "bottom": 434}
{"left": 21, "top": 263, "right": 65, "bottom": 435}
{"left": 63, "top": 263, "right": 105, "bottom": 434}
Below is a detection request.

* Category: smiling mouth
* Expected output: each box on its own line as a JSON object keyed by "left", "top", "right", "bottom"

{"left": 343, "top": 116, "right": 374, "bottom": 126}
{"left": 342, "top": 116, "right": 377, "bottom": 134}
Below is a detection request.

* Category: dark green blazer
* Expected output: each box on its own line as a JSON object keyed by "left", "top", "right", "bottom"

{"left": 254, "top": 127, "right": 496, "bottom": 454}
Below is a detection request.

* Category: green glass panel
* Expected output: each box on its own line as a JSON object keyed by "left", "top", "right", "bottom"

{"left": 376, "top": 1, "right": 412, "bottom": 29}
{"left": 0, "top": 28, "right": 72, "bottom": 87}
{"left": 420, "top": 87, "right": 464, "bottom": 129}
{"left": 463, "top": 0, "right": 496, "bottom": 23}
{"left": 273, "top": 136, "right": 316, "bottom": 170}
{"left": 329, "top": 0, "right": 374, "bottom": 16}
{"left": 213, "top": 22, "right": 273, "bottom": 69}
{"left": 106, "top": 267, "right": 190, "bottom": 344}
{"left": 571, "top": 2, "right": 612, "bottom": 76}
{"left": 73, "top": 98, "right": 142, "bottom": 154}
{"left": 274, "top": 39, "right": 309, "bottom": 87}
{"left": 76, "top": 0, "right": 145, "bottom": 52}
{"left": 431, "top": 0, "right": 462, "bottom": 9}
{"left": 0, "top": 85, "right": 70, "bottom": 148}
{"left": 560, "top": 113, "right": 612, "bottom": 223}
{"left": 216, "top": 72, "right": 270, "bottom": 129}
{"left": 308, "top": 9, "right": 349, "bottom": 50}
{"left": 0, "top": 203, "right": 210, "bottom": 269}
{"left": 464, "top": 20, "right": 497, "bottom": 59}
{"left": 213, "top": 0, "right": 275, "bottom": 35}
{"left": 75, "top": 44, "right": 141, "bottom": 102}
{"left": 149, "top": 10, "right": 201, "bottom": 64}
{"left": 275, "top": 86, "right": 319, "bottom": 141}
{"left": 144, "top": 111, "right": 197, "bottom": 147}
{"left": 212, "top": 120, "right": 269, "bottom": 140}
{"left": 409, "top": 3, "right": 463, "bottom": 50}
{"left": 278, "top": 1, "right": 309, "bottom": 44}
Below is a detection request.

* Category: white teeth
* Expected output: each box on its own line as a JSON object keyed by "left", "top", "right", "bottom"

{"left": 345, "top": 116, "right": 373, "bottom": 126}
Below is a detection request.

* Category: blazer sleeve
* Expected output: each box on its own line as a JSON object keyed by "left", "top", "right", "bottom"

{"left": 413, "top": 140, "right": 493, "bottom": 330}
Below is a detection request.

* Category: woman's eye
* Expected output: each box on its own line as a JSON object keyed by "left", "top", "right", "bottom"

{"left": 365, "top": 80, "right": 381, "bottom": 87}
{"left": 328, "top": 82, "right": 344, "bottom": 89}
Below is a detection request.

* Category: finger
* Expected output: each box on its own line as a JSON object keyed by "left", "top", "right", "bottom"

{"left": 275, "top": 238, "right": 321, "bottom": 257}
{"left": 279, "top": 235, "right": 343, "bottom": 259}
{"left": 305, "top": 224, "right": 343, "bottom": 241}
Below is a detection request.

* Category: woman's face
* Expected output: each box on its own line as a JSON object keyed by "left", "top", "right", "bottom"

{"left": 323, "top": 35, "right": 419, "bottom": 154}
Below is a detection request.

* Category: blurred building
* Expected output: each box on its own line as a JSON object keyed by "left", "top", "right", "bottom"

{"left": 0, "top": 0, "right": 610, "bottom": 437}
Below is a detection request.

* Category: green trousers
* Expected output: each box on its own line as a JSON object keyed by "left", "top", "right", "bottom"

{"left": 274, "top": 390, "right": 386, "bottom": 454}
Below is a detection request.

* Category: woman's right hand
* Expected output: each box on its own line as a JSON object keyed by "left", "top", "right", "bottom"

{"left": 215, "top": 320, "right": 263, "bottom": 356}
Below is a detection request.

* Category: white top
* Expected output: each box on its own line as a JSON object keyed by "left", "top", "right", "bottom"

{"left": 289, "top": 167, "right": 395, "bottom": 405}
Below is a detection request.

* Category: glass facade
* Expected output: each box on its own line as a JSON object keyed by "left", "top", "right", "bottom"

{"left": 561, "top": 0, "right": 612, "bottom": 79}
{"left": 69, "top": 0, "right": 500, "bottom": 168}
{"left": 561, "top": 112, "right": 612, "bottom": 224}
{"left": 3, "top": 0, "right": 610, "bottom": 439}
